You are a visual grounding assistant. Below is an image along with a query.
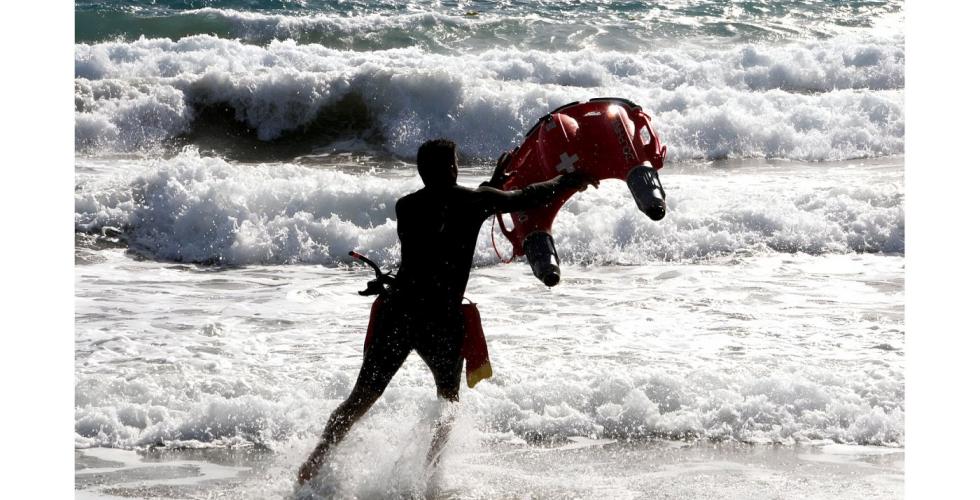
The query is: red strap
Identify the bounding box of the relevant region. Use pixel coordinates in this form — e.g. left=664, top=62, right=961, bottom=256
left=491, top=215, right=514, bottom=264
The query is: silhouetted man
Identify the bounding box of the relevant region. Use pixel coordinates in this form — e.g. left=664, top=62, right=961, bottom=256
left=298, top=139, right=591, bottom=483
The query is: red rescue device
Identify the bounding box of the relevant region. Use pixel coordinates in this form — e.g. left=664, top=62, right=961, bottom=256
left=495, top=97, right=668, bottom=286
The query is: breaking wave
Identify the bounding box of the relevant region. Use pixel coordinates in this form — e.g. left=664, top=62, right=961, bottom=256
left=75, top=34, right=904, bottom=161
left=74, top=151, right=904, bottom=266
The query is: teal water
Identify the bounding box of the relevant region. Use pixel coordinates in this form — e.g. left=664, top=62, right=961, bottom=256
left=76, top=0, right=904, bottom=49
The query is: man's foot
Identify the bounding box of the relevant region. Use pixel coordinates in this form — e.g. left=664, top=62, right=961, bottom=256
left=297, top=447, right=327, bottom=484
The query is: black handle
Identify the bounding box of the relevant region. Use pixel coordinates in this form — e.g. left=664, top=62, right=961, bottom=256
left=349, top=251, right=383, bottom=278
left=349, top=250, right=395, bottom=296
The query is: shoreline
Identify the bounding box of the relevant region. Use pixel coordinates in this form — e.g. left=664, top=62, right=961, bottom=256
left=76, top=439, right=904, bottom=499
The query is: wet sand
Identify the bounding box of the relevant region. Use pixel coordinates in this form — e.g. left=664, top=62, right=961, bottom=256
left=76, top=439, right=903, bottom=499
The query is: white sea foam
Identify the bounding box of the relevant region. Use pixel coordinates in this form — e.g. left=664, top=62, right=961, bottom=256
left=74, top=34, right=904, bottom=160
left=74, top=367, right=904, bottom=449
left=75, top=151, right=406, bottom=265
left=74, top=252, right=904, bottom=450
left=75, top=151, right=903, bottom=266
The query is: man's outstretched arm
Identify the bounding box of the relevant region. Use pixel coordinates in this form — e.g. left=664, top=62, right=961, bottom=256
left=474, top=175, right=583, bottom=215
left=474, top=151, right=594, bottom=215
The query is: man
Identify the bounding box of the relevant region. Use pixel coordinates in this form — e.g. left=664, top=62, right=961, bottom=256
left=298, top=138, right=593, bottom=483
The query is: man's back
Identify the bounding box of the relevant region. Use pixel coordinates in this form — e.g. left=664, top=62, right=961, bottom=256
left=393, top=185, right=491, bottom=312
left=392, top=173, right=579, bottom=310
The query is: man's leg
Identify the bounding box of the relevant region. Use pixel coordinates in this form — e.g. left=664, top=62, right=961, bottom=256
left=426, top=383, right=460, bottom=466
left=418, top=334, right=464, bottom=466
left=298, top=312, right=411, bottom=484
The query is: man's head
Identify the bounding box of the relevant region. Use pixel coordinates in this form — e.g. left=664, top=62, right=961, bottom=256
left=417, top=139, right=458, bottom=187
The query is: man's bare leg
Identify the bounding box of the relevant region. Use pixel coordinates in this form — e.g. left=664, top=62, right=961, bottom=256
left=425, top=386, right=460, bottom=467
left=298, top=301, right=412, bottom=485
left=297, top=387, right=382, bottom=483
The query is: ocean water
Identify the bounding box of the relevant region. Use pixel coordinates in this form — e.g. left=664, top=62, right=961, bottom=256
left=74, top=1, right=905, bottom=498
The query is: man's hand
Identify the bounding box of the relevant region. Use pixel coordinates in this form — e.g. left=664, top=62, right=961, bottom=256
left=558, top=171, right=600, bottom=192
left=487, top=151, right=514, bottom=189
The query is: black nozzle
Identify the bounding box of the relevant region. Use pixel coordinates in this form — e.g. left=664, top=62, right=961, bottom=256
left=349, top=250, right=383, bottom=277
left=349, top=250, right=395, bottom=296
left=523, top=232, right=561, bottom=287
left=626, top=165, right=667, bottom=221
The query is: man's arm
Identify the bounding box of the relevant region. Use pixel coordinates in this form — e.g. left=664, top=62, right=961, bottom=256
left=474, top=172, right=589, bottom=216
left=474, top=150, right=596, bottom=215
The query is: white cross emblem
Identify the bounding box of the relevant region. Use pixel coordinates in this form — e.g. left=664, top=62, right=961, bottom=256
left=555, top=152, right=579, bottom=173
